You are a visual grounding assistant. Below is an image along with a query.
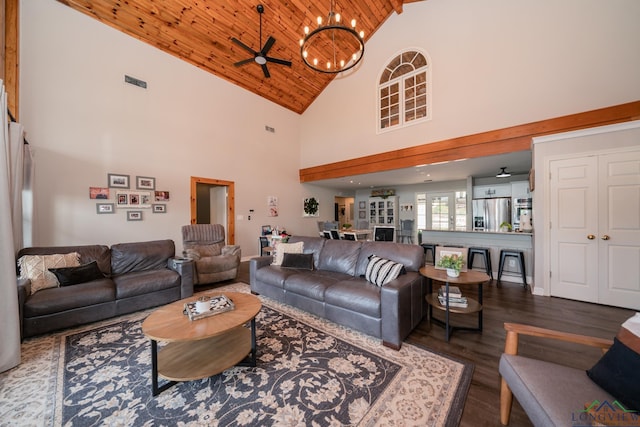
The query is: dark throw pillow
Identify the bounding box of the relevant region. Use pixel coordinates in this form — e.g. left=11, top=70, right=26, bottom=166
left=49, top=261, right=104, bottom=286
left=586, top=313, right=640, bottom=411
left=364, top=254, right=405, bottom=287
left=281, top=253, right=314, bottom=270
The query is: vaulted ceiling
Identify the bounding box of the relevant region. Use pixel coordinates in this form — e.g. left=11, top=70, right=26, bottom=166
left=57, top=0, right=419, bottom=114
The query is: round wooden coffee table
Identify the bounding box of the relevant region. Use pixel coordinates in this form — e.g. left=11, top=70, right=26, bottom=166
left=420, top=266, right=490, bottom=342
left=142, top=291, right=261, bottom=395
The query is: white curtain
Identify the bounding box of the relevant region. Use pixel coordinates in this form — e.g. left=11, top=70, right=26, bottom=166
left=0, top=80, right=30, bottom=373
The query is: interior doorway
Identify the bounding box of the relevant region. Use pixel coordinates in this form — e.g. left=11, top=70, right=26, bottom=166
left=190, top=177, right=235, bottom=244
left=334, top=196, right=355, bottom=227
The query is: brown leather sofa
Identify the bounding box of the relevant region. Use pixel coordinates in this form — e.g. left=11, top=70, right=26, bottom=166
left=250, top=236, right=425, bottom=349
left=16, top=239, right=194, bottom=338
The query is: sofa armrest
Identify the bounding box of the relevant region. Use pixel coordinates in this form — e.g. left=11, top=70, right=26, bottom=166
left=503, top=322, right=613, bottom=355
left=17, top=277, right=30, bottom=340
left=167, top=258, right=195, bottom=299
left=380, top=272, right=424, bottom=349
left=249, top=256, right=274, bottom=291
left=222, top=245, right=241, bottom=258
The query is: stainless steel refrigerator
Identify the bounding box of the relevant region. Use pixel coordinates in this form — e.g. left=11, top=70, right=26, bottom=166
left=472, top=198, right=511, bottom=232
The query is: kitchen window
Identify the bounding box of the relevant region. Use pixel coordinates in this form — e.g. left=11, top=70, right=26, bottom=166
left=416, top=191, right=467, bottom=231
left=378, top=50, right=431, bottom=132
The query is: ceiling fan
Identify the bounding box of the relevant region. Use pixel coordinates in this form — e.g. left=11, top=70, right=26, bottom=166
left=232, top=4, right=292, bottom=78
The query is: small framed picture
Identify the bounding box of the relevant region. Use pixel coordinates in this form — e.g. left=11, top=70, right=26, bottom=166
left=90, top=187, right=110, bottom=199
left=359, top=201, right=366, bottom=209
left=127, top=211, right=143, bottom=221
left=96, top=203, right=115, bottom=214
left=136, top=176, right=156, bottom=190
left=152, top=204, right=167, bottom=213
left=108, top=173, right=130, bottom=189
left=155, top=191, right=170, bottom=202
left=359, top=210, right=366, bottom=219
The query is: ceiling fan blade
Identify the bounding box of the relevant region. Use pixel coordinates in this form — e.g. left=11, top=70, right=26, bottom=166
left=231, top=37, right=257, bottom=55
left=261, top=63, right=271, bottom=78
left=260, top=36, right=275, bottom=56
left=234, top=57, right=255, bottom=67
left=265, top=56, right=292, bottom=67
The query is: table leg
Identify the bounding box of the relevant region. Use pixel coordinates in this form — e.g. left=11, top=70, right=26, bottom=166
left=238, top=318, right=258, bottom=367
left=478, top=283, right=484, bottom=331
left=444, top=281, right=451, bottom=342
left=427, top=277, right=433, bottom=323
left=150, top=339, right=177, bottom=396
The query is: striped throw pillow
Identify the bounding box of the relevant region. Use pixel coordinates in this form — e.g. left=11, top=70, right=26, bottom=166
left=364, top=255, right=405, bottom=287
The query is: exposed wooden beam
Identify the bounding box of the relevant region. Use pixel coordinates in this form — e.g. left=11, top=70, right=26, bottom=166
left=4, top=0, right=19, bottom=120
left=299, top=100, right=640, bottom=183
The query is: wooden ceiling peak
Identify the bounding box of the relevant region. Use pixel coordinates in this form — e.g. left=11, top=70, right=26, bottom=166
left=57, top=0, right=416, bottom=114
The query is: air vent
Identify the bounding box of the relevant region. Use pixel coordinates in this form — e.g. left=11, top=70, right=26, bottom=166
left=124, top=75, right=147, bottom=89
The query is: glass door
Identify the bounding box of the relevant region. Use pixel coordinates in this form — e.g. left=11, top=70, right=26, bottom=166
left=417, top=191, right=467, bottom=231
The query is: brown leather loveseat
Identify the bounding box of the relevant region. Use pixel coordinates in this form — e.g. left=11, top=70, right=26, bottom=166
left=16, top=239, right=194, bottom=338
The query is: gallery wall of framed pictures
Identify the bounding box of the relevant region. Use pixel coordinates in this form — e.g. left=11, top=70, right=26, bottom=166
left=91, top=173, right=169, bottom=221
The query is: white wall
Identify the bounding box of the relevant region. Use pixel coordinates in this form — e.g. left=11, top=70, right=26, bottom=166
left=300, top=0, right=640, bottom=168
left=18, top=0, right=334, bottom=255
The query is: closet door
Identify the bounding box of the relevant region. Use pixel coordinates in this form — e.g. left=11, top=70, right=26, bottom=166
left=597, top=150, right=640, bottom=309
left=549, top=156, right=599, bottom=303
left=549, top=150, right=640, bottom=310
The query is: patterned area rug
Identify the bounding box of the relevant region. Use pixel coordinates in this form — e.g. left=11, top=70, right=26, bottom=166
left=0, top=283, right=473, bottom=426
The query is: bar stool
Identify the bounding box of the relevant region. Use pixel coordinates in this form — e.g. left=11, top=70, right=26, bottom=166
left=468, top=247, right=492, bottom=278
left=497, top=249, right=527, bottom=288
left=421, top=243, right=438, bottom=265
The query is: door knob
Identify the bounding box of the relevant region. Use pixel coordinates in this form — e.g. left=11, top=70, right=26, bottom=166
left=601, top=235, right=610, bottom=240
left=587, top=234, right=595, bottom=240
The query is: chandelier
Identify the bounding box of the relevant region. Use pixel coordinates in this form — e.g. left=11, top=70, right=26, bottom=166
left=299, top=1, right=365, bottom=74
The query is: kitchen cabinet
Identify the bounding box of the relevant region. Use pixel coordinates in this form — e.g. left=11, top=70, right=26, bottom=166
left=369, top=196, right=398, bottom=227
left=511, top=181, right=530, bottom=199
left=472, top=184, right=511, bottom=199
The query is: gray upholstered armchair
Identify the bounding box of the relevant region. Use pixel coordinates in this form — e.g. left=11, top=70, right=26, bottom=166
left=181, top=224, right=241, bottom=285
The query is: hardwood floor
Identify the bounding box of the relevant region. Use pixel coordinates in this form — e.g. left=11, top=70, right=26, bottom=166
left=231, top=261, right=634, bottom=427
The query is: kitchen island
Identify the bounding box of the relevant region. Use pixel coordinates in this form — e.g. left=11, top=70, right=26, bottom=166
left=419, top=230, right=533, bottom=287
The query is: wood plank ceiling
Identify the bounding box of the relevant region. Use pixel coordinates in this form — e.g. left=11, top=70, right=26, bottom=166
left=57, top=0, right=417, bottom=114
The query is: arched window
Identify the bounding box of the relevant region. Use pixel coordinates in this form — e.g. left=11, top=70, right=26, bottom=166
left=378, top=50, right=431, bottom=132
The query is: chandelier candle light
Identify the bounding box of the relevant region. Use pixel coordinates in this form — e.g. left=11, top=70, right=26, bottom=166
left=300, top=0, right=365, bottom=73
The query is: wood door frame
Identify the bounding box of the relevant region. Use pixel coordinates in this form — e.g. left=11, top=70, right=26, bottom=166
left=190, top=177, right=235, bottom=244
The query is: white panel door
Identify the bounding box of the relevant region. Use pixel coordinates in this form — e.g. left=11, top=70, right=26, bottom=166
left=549, top=156, right=599, bottom=303
left=598, top=151, right=640, bottom=309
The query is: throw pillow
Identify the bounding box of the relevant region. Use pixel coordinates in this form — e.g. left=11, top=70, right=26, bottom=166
left=586, top=313, right=640, bottom=411
left=18, top=252, right=81, bottom=294
left=49, top=261, right=104, bottom=287
left=281, top=253, right=314, bottom=270
left=272, top=241, right=304, bottom=266
left=364, top=254, right=405, bottom=287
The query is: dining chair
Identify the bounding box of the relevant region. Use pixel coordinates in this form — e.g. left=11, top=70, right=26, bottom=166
left=398, top=219, right=414, bottom=244
left=259, top=236, right=273, bottom=256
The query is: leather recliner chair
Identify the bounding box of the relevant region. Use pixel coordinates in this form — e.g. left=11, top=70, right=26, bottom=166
left=181, top=224, right=241, bottom=285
